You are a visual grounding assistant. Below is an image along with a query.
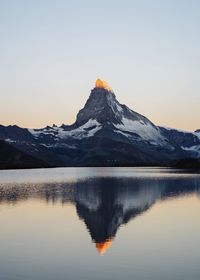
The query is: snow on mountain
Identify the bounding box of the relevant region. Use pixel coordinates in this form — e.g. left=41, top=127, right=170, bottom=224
left=159, top=125, right=200, bottom=149
left=114, top=118, right=167, bottom=145
left=29, top=119, right=102, bottom=140
left=29, top=127, right=58, bottom=138
left=59, top=119, right=101, bottom=139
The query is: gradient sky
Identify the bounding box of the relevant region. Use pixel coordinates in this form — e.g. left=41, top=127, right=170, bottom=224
left=0, top=0, right=199, bottom=131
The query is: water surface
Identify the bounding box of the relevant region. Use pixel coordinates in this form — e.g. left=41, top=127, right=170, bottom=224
left=0, top=167, right=200, bottom=280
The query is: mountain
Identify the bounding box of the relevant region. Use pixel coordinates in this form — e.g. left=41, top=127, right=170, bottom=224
left=0, top=140, right=49, bottom=169
left=0, top=79, right=199, bottom=168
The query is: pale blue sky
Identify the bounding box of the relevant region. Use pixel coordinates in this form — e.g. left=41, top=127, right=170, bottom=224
left=0, top=0, right=199, bottom=130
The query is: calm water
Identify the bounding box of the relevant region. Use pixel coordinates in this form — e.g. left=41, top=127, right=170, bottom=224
left=0, top=167, right=200, bottom=280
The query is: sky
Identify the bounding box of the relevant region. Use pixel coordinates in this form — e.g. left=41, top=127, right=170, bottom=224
left=0, top=0, right=199, bottom=131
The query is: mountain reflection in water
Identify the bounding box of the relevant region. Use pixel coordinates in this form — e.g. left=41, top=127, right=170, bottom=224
left=0, top=175, right=200, bottom=254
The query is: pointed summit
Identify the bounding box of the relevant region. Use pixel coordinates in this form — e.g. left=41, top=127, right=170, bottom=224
left=75, top=80, right=121, bottom=126
left=95, top=78, right=113, bottom=92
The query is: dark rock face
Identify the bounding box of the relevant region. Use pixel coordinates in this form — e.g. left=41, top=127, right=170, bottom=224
left=0, top=140, right=49, bottom=169
left=0, top=82, right=199, bottom=168
left=0, top=125, right=34, bottom=142
left=76, top=88, right=122, bottom=125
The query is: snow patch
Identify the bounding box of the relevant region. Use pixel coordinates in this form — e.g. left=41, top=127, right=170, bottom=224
left=114, top=117, right=166, bottom=144
left=29, top=119, right=102, bottom=140
left=58, top=119, right=101, bottom=139
left=5, top=138, right=16, bottom=143
left=29, top=127, right=58, bottom=138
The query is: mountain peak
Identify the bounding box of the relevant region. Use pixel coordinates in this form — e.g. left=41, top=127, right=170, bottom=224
left=95, top=78, right=113, bottom=92
left=75, top=82, right=121, bottom=126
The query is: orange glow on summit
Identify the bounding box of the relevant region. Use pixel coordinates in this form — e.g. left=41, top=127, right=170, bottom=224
left=95, top=239, right=113, bottom=255
left=95, top=79, right=113, bottom=91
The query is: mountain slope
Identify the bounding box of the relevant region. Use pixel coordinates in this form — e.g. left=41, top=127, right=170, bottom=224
left=0, top=140, right=49, bottom=169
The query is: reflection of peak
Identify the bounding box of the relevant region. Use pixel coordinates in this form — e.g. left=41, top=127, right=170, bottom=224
left=96, top=239, right=113, bottom=255
left=0, top=175, right=199, bottom=256
left=75, top=179, right=166, bottom=250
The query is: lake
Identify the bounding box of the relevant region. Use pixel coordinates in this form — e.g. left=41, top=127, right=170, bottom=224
left=0, top=167, right=200, bottom=280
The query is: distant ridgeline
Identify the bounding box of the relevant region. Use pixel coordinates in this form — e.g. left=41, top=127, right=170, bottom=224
left=0, top=79, right=200, bottom=169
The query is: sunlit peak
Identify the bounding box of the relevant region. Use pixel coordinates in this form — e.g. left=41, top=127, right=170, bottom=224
left=95, top=239, right=113, bottom=255
left=95, top=79, right=113, bottom=92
